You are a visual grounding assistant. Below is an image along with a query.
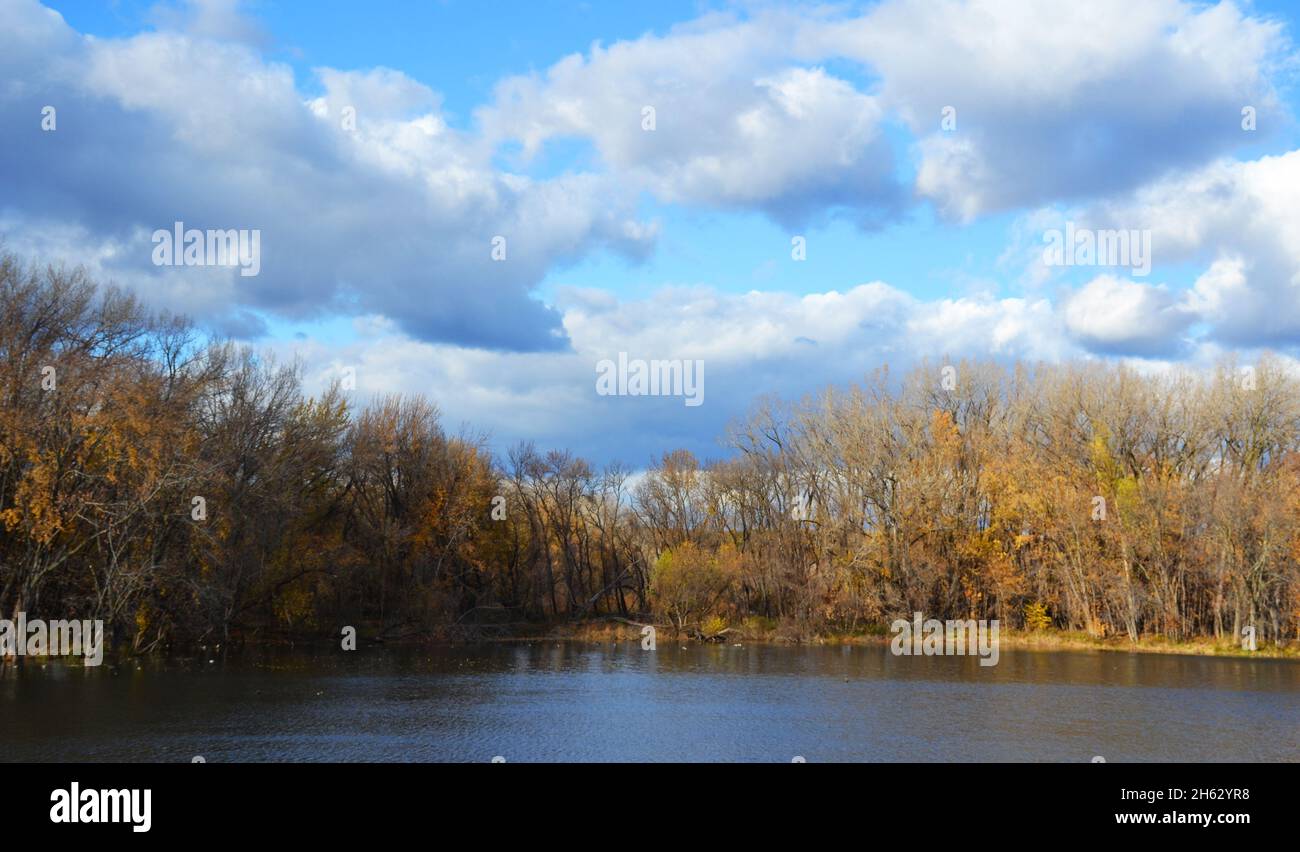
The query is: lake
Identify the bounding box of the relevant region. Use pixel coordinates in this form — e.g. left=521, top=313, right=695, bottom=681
left=2, top=642, right=1298, bottom=762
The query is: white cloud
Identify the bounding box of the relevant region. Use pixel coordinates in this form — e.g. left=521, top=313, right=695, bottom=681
left=0, top=0, right=655, bottom=351
left=1088, top=150, right=1300, bottom=347
left=835, top=0, right=1289, bottom=219
left=478, top=20, right=900, bottom=226
left=478, top=0, right=1289, bottom=224
left=1063, top=275, right=1195, bottom=356
left=286, top=281, right=1077, bottom=463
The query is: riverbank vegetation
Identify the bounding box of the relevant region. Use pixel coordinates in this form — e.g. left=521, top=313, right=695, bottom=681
left=2, top=253, right=1299, bottom=656
left=535, top=620, right=1300, bottom=659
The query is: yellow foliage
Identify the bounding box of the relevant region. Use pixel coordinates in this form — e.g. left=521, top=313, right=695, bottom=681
left=1024, top=601, right=1052, bottom=632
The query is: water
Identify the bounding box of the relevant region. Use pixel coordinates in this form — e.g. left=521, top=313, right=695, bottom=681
left=2, top=643, right=1297, bottom=762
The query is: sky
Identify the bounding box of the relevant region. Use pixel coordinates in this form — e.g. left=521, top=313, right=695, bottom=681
left=3, top=0, right=1300, bottom=465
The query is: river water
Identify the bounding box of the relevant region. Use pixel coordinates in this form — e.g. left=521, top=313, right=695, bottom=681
left=2, top=642, right=1297, bottom=762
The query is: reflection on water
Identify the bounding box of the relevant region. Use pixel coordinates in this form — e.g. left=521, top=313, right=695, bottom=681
left=2, top=642, right=1297, bottom=762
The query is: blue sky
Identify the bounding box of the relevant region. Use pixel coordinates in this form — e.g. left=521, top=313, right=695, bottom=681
left=7, top=0, right=1300, bottom=464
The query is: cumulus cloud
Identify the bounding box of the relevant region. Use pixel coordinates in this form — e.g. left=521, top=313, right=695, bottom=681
left=1062, top=275, right=1195, bottom=356
left=479, top=0, right=1289, bottom=224
left=996, top=144, right=1300, bottom=356
left=833, top=0, right=1289, bottom=220
left=0, top=0, right=655, bottom=350
left=284, top=282, right=1075, bottom=464
left=1083, top=150, right=1300, bottom=347
left=479, top=23, right=902, bottom=226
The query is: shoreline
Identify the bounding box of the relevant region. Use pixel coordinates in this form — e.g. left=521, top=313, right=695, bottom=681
left=517, top=620, right=1300, bottom=660
left=4, top=621, right=1297, bottom=667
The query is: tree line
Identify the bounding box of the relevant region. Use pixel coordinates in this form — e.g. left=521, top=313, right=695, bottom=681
left=2, top=253, right=1298, bottom=651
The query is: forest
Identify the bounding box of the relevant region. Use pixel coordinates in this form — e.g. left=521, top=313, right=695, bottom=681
left=2, top=251, right=1298, bottom=653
